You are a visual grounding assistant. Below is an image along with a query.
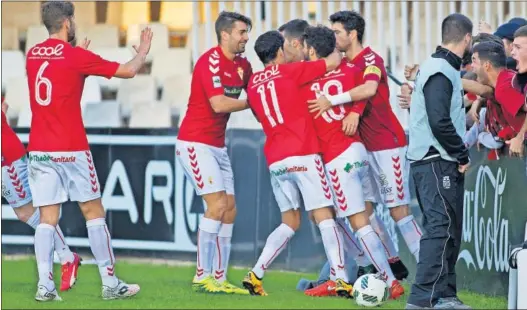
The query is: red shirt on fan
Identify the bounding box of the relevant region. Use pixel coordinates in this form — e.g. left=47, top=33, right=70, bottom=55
left=1, top=112, right=26, bottom=167
left=247, top=60, right=327, bottom=166
left=26, top=39, right=119, bottom=152
left=347, top=47, right=407, bottom=151
left=301, top=61, right=367, bottom=163
left=178, top=46, right=253, bottom=147
left=494, top=70, right=527, bottom=133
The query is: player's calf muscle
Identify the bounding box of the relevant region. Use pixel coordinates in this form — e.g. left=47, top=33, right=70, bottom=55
left=203, top=191, right=228, bottom=221
left=310, top=207, right=334, bottom=225
left=13, top=203, right=36, bottom=223
left=282, top=210, right=301, bottom=231
left=348, top=212, right=370, bottom=231
left=39, top=204, right=61, bottom=226
left=389, top=205, right=410, bottom=221
left=365, top=201, right=375, bottom=216
left=79, top=198, right=106, bottom=221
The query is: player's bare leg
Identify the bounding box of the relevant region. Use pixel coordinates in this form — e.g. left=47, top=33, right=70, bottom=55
left=34, top=204, right=62, bottom=302
left=347, top=211, right=404, bottom=299
left=193, top=191, right=230, bottom=294
left=79, top=198, right=140, bottom=300
left=243, top=209, right=300, bottom=296
left=211, top=194, right=248, bottom=294
left=390, top=204, right=422, bottom=262
left=14, top=203, right=80, bottom=292
left=366, top=201, right=409, bottom=280
left=310, top=207, right=352, bottom=299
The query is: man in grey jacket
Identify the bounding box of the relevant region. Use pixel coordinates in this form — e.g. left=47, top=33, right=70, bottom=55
left=406, top=13, right=473, bottom=309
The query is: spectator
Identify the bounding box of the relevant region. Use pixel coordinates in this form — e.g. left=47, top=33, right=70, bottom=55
left=493, top=22, right=521, bottom=69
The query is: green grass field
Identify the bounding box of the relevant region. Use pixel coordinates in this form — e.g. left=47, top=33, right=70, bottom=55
left=2, top=257, right=507, bottom=309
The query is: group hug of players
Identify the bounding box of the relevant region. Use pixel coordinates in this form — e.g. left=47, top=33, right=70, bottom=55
left=176, top=10, right=425, bottom=300
left=13, top=2, right=522, bottom=303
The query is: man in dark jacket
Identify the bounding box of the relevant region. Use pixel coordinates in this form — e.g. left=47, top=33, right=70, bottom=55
left=406, top=13, right=473, bottom=309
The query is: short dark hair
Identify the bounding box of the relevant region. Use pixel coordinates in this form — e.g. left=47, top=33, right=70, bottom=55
left=303, top=25, right=336, bottom=58
left=278, top=19, right=309, bottom=43
left=441, top=13, right=473, bottom=44
left=254, top=31, right=284, bottom=65
left=41, top=1, right=75, bottom=34
left=514, top=25, right=527, bottom=39
left=473, top=33, right=503, bottom=47
left=329, top=10, right=365, bottom=44
left=215, top=11, right=252, bottom=43
left=472, top=41, right=507, bottom=69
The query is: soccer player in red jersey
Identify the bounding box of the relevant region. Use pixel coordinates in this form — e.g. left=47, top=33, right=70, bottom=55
left=472, top=42, right=527, bottom=157
left=309, top=11, right=423, bottom=280
left=299, top=25, right=404, bottom=299
left=241, top=30, right=353, bottom=297
left=25, top=1, right=152, bottom=301
left=1, top=101, right=81, bottom=292
left=510, top=25, right=527, bottom=158
left=176, top=11, right=252, bottom=294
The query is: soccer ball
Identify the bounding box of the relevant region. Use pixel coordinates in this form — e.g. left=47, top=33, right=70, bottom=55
left=353, top=273, right=389, bottom=307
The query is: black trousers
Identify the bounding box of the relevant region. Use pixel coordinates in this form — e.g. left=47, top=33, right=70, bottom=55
left=407, top=159, right=464, bottom=308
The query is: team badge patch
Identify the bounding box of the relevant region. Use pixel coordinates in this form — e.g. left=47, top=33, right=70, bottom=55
left=212, top=76, right=222, bottom=88
left=237, top=66, right=244, bottom=80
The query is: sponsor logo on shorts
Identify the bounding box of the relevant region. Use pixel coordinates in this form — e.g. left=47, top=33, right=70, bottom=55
left=29, top=154, right=76, bottom=163
left=2, top=183, right=11, bottom=197
left=379, top=174, right=393, bottom=195
left=270, top=165, right=308, bottom=177
left=343, top=160, right=369, bottom=173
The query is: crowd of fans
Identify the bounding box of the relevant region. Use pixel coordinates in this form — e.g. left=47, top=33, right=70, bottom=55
left=397, top=17, right=527, bottom=174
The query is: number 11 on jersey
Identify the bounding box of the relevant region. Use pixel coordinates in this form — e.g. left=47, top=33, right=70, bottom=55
left=257, top=80, right=283, bottom=127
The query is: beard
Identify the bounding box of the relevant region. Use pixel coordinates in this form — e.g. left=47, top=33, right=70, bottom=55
left=67, top=29, right=75, bottom=44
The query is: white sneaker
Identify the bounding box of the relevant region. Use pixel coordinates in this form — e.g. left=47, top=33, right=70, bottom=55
left=102, top=279, right=140, bottom=300
left=35, top=285, right=62, bottom=302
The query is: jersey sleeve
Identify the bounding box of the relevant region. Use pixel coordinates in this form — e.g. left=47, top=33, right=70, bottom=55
left=495, top=75, right=526, bottom=116
left=72, top=47, right=120, bottom=79
left=362, top=55, right=383, bottom=83
left=289, top=60, right=327, bottom=86
left=196, top=57, right=225, bottom=99
left=346, top=66, right=366, bottom=115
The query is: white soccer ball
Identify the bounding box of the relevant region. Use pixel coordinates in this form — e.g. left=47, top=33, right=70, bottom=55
left=353, top=273, right=389, bottom=307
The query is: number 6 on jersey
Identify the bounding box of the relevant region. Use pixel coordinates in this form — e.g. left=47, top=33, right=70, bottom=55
left=35, top=61, right=52, bottom=106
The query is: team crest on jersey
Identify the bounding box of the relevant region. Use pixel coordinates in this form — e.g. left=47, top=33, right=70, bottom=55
left=237, top=67, right=244, bottom=80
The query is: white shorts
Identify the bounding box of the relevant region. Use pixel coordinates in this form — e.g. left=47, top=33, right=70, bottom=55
left=176, top=140, right=234, bottom=196
left=363, top=146, right=411, bottom=208
left=269, top=154, right=333, bottom=213
left=325, top=143, right=369, bottom=218
left=28, top=151, right=101, bottom=207
left=2, top=156, right=33, bottom=208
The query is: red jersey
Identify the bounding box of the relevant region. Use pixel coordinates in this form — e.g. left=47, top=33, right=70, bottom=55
left=178, top=46, right=253, bottom=147
left=26, top=39, right=119, bottom=152
left=247, top=60, right=327, bottom=165
left=347, top=47, right=407, bottom=151
left=494, top=70, right=527, bottom=133
left=301, top=61, right=366, bottom=163
left=1, top=112, right=26, bottom=167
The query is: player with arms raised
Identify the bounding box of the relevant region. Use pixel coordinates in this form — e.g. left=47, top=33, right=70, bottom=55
left=176, top=11, right=252, bottom=295
left=26, top=1, right=152, bottom=301
left=241, top=31, right=354, bottom=298
left=299, top=25, right=404, bottom=299
left=309, top=11, right=423, bottom=279
left=1, top=101, right=80, bottom=293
